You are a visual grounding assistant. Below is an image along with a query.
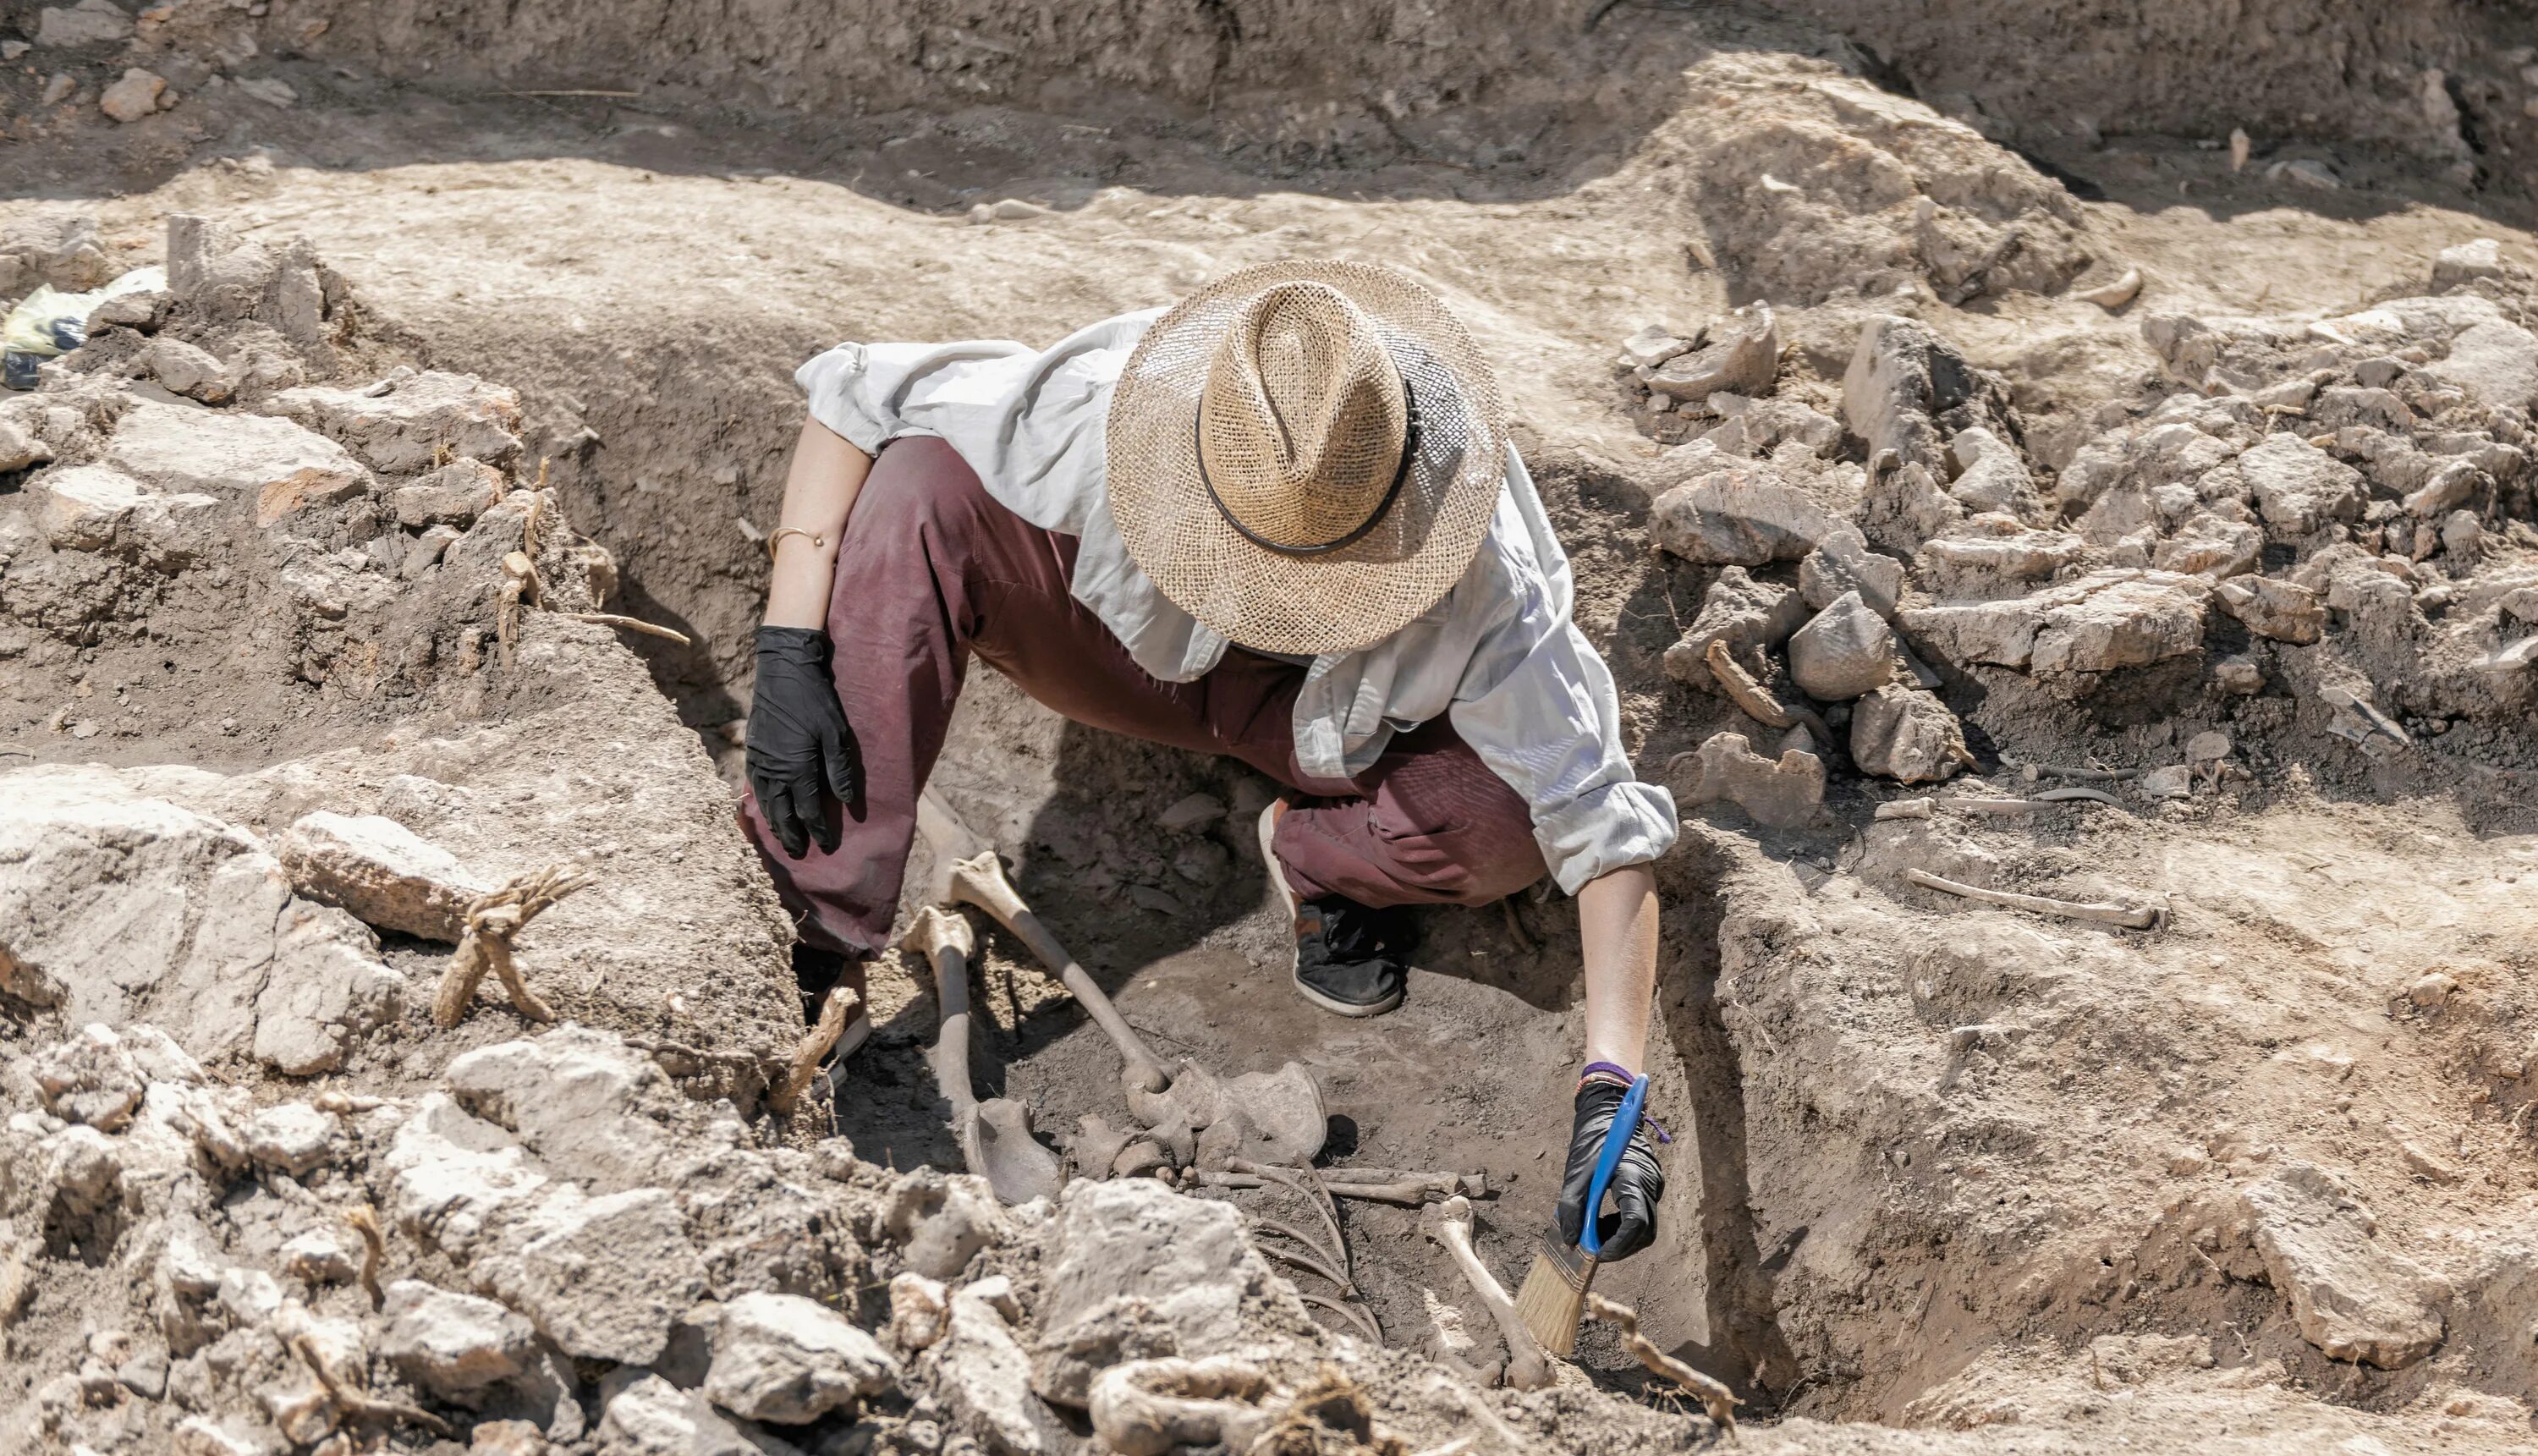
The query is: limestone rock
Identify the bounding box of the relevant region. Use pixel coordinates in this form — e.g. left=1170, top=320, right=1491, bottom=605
left=29, top=1023, right=146, bottom=1129
left=384, top=1095, right=552, bottom=1259
left=280, top=1231, right=358, bottom=1285
left=265, top=371, right=525, bottom=473
left=1674, top=731, right=1825, bottom=829
left=1788, top=591, right=1895, bottom=701
left=598, top=1374, right=797, bottom=1456
left=2401, top=458, right=2486, bottom=519
left=2237, top=435, right=2365, bottom=541
left=2215, top=575, right=2326, bottom=644
left=393, top=459, right=508, bottom=530
left=1904, top=569, right=2211, bottom=675
left=1648, top=465, right=1838, bottom=566
left=98, top=68, right=166, bottom=121
left=2153, top=514, right=2263, bottom=580
left=446, top=1027, right=683, bottom=1192
left=275, top=811, right=491, bottom=942
left=105, top=401, right=371, bottom=527
left=381, top=1280, right=541, bottom=1396
left=1619, top=324, right=1688, bottom=371
left=488, top=1186, right=708, bottom=1365
left=243, top=1102, right=335, bottom=1175
left=1799, top=525, right=1904, bottom=618
left=932, top=1281, right=1060, bottom=1455
left=1700, top=394, right=1840, bottom=459
left=36, top=0, right=135, bottom=47
left=1844, top=315, right=1974, bottom=479
left=1849, top=684, right=1969, bottom=784
left=1919, top=523, right=2086, bottom=596
left=1662, top=565, right=1805, bottom=688
left=2432, top=239, right=2503, bottom=287
left=146, top=338, right=232, bottom=404
left=1643, top=303, right=1776, bottom=401
left=700, top=1291, right=897, bottom=1426
left=1943, top=425, right=2033, bottom=514
left=2425, top=320, right=2538, bottom=412
left=2241, top=1162, right=2445, bottom=1369
left=1040, top=1179, right=1268, bottom=1369
left=883, top=1169, right=1006, bottom=1281
left=889, top=1272, right=949, bottom=1352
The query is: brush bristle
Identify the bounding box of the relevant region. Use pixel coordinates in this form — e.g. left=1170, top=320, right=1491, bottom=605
left=1513, top=1238, right=1593, bottom=1359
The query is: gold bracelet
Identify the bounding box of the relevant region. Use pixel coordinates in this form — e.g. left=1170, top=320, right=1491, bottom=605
left=766, top=525, right=828, bottom=562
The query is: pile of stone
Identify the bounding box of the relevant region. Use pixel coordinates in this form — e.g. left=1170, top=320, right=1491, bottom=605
left=1654, top=246, right=2536, bottom=827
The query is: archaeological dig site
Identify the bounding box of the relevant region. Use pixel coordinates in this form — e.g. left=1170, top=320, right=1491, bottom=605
left=8, top=3, right=2538, bottom=1454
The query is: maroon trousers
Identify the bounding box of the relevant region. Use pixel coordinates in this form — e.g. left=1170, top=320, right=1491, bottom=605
left=739, top=437, right=1545, bottom=964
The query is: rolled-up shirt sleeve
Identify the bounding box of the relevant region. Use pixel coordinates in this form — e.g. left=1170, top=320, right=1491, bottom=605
left=1448, top=574, right=1679, bottom=895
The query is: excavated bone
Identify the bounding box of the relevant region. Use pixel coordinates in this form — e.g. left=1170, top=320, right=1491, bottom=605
left=1088, top=1356, right=1277, bottom=1456
left=1426, top=1196, right=1553, bottom=1390
left=1904, top=868, right=2165, bottom=930
left=1070, top=1115, right=1135, bottom=1180
left=904, top=906, right=1064, bottom=1206
left=948, top=850, right=1170, bottom=1095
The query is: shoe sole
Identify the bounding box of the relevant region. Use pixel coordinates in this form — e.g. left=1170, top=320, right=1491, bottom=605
left=1291, top=969, right=1404, bottom=1018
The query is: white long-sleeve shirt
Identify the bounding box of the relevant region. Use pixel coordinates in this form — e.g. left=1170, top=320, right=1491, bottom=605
left=797, top=309, right=1677, bottom=893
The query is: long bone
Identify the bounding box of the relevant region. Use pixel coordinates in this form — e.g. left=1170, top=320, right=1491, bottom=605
left=946, top=849, right=1171, bottom=1095
left=903, top=905, right=1067, bottom=1205
left=1425, top=1196, right=1553, bottom=1391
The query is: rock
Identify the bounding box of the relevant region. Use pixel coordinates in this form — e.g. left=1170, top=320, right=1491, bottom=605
left=2214, top=655, right=2266, bottom=695
left=385, top=1095, right=553, bottom=1258
left=392, top=459, right=508, bottom=530
left=31, top=464, right=149, bottom=551
left=252, top=909, right=409, bottom=1075
left=145, top=338, right=232, bottom=404
left=598, top=1374, right=798, bottom=1456
left=381, top=1280, right=541, bottom=1396
left=171, top=1417, right=276, bottom=1456
left=2153, top=514, right=2263, bottom=580
left=2140, top=765, right=2194, bottom=799
left=2268, top=158, right=2340, bottom=190
left=1155, top=794, right=1225, bottom=833
left=489, top=1187, right=709, bottom=1365
left=2215, top=574, right=2326, bottom=644
left=1799, top=525, right=1904, bottom=618
left=2240, top=1162, right=2445, bottom=1369
left=1040, top=1172, right=1271, bottom=1377
left=242, top=1102, right=335, bottom=1175
left=883, top=1169, right=1007, bottom=1281
left=1703, top=395, right=1843, bottom=459
left=265, top=371, right=525, bottom=472
left=2442, top=509, right=2482, bottom=566
left=98, top=68, right=165, bottom=122
left=446, top=1026, right=678, bottom=1191
left=2402, top=458, right=2486, bottom=519
left=1904, top=569, right=2211, bottom=675
left=2407, top=971, right=2458, bottom=1008
left=933, top=1282, right=1060, bottom=1455
left=280, top=1231, right=358, bottom=1285
left=1662, top=565, right=1805, bottom=687
left=1788, top=591, right=1896, bottom=701
left=235, top=76, right=296, bottom=108
left=1843, top=314, right=1975, bottom=478
left=2433, top=239, right=2504, bottom=287
left=2238, top=435, right=2366, bottom=541
left=704, top=1292, right=898, bottom=1426
left=1643, top=303, right=1776, bottom=400
left=36, top=0, right=133, bottom=47
left=1648, top=466, right=1838, bottom=566
left=275, top=810, right=491, bottom=942
left=402, top=524, right=464, bottom=579
left=0, top=415, right=53, bottom=473
left=2184, top=730, right=2233, bottom=762
left=1674, top=731, right=1824, bottom=829
left=30, top=1023, right=146, bottom=1130
left=890, top=1272, right=949, bottom=1351
left=2425, top=321, right=2538, bottom=412
left=1942, top=426, right=2033, bottom=513
left=1919, top=523, right=2085, bottom=593
left=105, top=402, right=372, bottom=527
left=1619, top=324, right=1688, bottom=371
left=1849, top=684, right=1969, bottom=783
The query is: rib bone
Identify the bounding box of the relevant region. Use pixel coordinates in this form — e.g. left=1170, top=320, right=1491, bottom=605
left=1903, top=868, right=2165, bottom=930
left=1426, top=1196, right=1553, bottom=1391
left=948, top=850, right=1170, bottom=1094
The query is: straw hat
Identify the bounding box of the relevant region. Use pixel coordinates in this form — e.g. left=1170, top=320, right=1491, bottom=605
left=1107, top=260, right=1508, bottom=655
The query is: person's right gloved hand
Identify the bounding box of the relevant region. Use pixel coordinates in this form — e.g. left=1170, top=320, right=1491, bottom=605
left=746, top=626, right=861, bottom=859
left=1554, top=1074, right=1665, bottom=1262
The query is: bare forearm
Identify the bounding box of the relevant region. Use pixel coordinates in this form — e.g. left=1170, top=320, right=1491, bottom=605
left=763, top=420, right=873, bottom=629
left=1576, top=864, right=1658, bottom=1073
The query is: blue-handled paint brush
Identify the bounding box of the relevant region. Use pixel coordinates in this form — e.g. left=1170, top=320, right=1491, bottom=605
left=1513, top=1072, right=1649, bottom=1359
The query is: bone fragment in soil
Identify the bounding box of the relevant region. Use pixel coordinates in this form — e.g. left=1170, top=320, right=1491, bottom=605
left=933, top=829, right=1172, bottom=1093
left=558, top=609, right=692, bottom=646
left=1196, top=1169, right=1483, bottom=1205
left=775, top=980, right=865, bottom=1113
left=1425, top=1195, right=1554, bottom=1391
left=1904, top=867, right=2166, bottom=930
left=431, top=864, right=593, bottom=1027
left=903, top=904, right=1066, bottom=1205
left=1089, top=1356, right=1278, bottom=1456
left=1584, top=1293, right=1738, bottom=1428
left=1918, top=788, right=2125, bottom=815
left=1704, top=638, right=1833, bottom=747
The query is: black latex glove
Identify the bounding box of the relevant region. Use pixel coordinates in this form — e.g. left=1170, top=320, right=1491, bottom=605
left=746, top=626, right=860, bottom=859
left=1554, top=1078, right=1665, bottom=1262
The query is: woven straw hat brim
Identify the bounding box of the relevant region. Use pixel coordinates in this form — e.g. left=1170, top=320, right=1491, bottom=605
left=1107, top=260, right=1508, bottom=656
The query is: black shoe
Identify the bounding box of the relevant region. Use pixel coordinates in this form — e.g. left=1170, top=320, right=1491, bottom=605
left=1292, top=896, right=1413, bottom=1018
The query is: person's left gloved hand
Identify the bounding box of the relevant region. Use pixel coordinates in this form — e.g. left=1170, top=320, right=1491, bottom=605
left=1554, top=1073, right=1665, bottom=1261
left=746, top=626, right=861, bottom=859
